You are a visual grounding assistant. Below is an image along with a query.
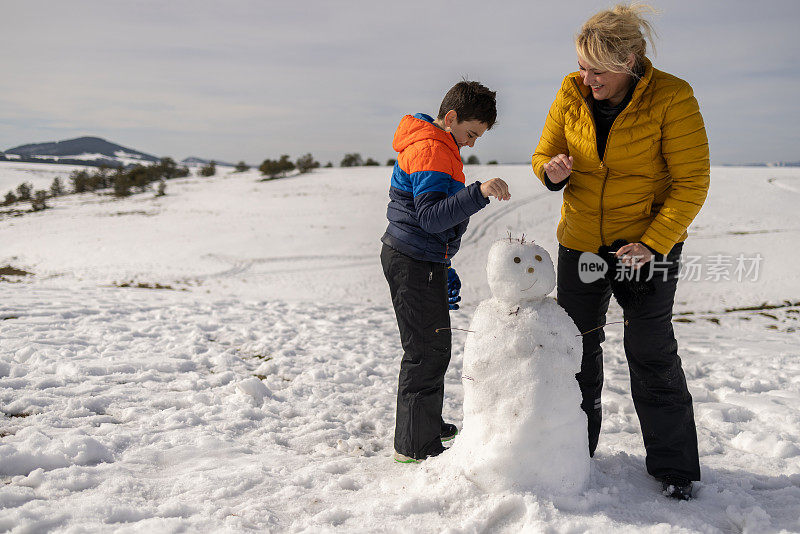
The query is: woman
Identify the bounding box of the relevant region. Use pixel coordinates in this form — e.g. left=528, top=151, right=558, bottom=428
left=531, top=4, right=709, bottom=500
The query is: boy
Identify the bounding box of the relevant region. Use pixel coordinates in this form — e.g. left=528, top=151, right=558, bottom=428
left=380, top=80, right=511, bottom=462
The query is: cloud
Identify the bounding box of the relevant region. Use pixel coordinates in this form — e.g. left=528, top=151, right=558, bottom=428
left=1, top=0, right=797, bottom=164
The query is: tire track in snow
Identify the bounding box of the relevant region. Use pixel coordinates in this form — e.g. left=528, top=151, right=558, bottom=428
left=767, top=176, right=800, bottom=194
left=201, top=253, right=375, bottom=278
left=462, top=192, right=551, bottom=245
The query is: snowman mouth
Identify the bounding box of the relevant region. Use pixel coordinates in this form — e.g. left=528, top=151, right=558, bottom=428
left=520, top=280, right=537, bottom=292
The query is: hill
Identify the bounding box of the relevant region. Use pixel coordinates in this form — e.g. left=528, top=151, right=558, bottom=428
left=181, top=156, right=235, bottom=167
left=3, top=136, right=159, bottom=167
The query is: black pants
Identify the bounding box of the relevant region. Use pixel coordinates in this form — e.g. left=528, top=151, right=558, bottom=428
left=381, top=243, right=450, bottom=459
left=557, top=243, right=701, bottom=481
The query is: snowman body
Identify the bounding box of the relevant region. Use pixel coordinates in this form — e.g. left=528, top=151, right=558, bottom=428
left=453, top=239, right=590, bottom=493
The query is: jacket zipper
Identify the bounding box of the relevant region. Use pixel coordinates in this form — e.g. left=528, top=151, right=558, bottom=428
left=597, top=165, right=611, bottom=245
left=572, top=78, right=634, bottom=246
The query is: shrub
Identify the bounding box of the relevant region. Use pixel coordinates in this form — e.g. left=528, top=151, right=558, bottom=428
left=296, top=153, right=320, bottom=174
left=364, top=158, right=379, bottom=166
left=235, top=161, right=250, bottom=173
left=50, top=177, right=64, bottom=197
left=154, top=158, right=177, bottom=179
left=466, top=155, right=480, bottom=165
left=113, top=172, right=132, bottom=197
left=110, top=167, right=126, bottom=189
left=175, top=166, right=190, bottom=178
left=259, top=159, right=277, bottom=178
left=386, top=159, right=396, bottom=166
left=70, top=170, right=90, bottom=193
left=340, top=153, right=363, bottom=167
left=199, top=161, right=216, bottom=177
left=125, top=165, right=152, bottom=192
left=259, top=155, right=295, bottom=179
left=3, top=191, right=16, bottom=206
left=31, top=190, right=48, bottom=211
left=88, top=167, right=111, bottom=190
left=487, top=160, right=498, bottom=165
left=16, top=182, right=32, bottom=201
left=324, top=162, right=333, bottom=168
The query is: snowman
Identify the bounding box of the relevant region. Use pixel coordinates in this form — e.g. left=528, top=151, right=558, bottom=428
left=446, top=237, right=590, bottom=494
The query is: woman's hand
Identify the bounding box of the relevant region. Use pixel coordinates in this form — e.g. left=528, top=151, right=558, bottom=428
left=615, top=242, right=654, bottom=270
left=480, top=178, right=511, bottom=201
left=544, top=154, right=573, bottom=183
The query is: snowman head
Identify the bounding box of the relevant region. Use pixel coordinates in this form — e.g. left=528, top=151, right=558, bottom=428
left=487, top=238, right=556, bottom=303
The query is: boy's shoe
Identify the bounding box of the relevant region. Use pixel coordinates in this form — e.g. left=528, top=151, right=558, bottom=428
left=660, top=476, right=693, bottom=500
left=393, top=451, right=423, bottom=463
left=441, top=422, right=459, bottom=442
left=393, top=445, right=445, bottom=464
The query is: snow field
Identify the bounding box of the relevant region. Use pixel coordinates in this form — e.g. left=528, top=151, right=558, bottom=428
left=0, top=163, right=799, bottom=531
left=1, top=286, right=403, bottom=531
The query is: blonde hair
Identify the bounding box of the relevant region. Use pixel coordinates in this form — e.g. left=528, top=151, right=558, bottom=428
left=576, top=3, right=658, bottom=76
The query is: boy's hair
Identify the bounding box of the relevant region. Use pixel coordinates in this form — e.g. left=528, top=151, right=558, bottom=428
left=437, top=81, right=497, bottom=129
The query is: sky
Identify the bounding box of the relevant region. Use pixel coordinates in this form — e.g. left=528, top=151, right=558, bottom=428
left=1, top=0, right=798, bottom=166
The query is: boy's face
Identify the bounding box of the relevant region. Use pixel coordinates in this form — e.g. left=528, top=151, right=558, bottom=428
left=443, top=110, right=488, bottom=149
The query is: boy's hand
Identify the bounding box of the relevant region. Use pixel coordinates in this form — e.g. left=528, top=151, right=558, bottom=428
left=480, top=178, right=511, bottom=201
left=543, top=154, right=573, bottom=183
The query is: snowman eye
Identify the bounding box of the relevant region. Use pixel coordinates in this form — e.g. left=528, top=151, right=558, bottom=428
left=513, top=257, right=521, bottom=263
left=535, top=255, right=542, bottom=262
left=528, top=267, right=534, bottom=273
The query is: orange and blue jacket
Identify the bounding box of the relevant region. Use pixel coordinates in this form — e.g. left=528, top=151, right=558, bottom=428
left=381, top=113, right=489, bottom=262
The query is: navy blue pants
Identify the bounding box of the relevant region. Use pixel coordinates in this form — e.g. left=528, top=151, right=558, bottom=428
left=557, top=242, right=701, bottom=481
left=381, top=244, right=449, bottom=459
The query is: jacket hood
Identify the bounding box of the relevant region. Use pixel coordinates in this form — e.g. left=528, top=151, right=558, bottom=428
left=392, top=113, right=460, bottom=156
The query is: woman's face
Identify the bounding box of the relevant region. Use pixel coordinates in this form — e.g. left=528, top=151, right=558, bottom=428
left=577, top=56, right=634, bottom=106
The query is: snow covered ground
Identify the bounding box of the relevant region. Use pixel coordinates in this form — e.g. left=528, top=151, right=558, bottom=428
left=1, top=163, right=799, bottom=532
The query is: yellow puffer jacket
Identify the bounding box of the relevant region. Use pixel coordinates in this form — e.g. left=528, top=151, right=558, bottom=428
left=532, top=57, right=710, bottom=255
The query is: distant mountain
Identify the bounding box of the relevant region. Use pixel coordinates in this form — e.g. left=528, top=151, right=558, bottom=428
left=719, top=161, right=800, bottom=167
left=4, top=136, right=159, bottom=167
left=765, top=161, right=800, bottom=167
left=181, top=157, right=235, bottom=167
